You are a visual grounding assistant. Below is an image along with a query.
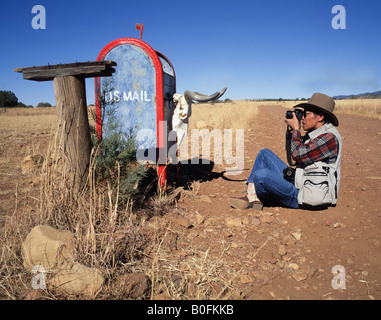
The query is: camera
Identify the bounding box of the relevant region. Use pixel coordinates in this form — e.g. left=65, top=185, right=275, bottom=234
left=285, top=109, right=304, bottom=166
left=286, top=109, right=303, bottom=121
left=283, top=166, right=296, bottom=184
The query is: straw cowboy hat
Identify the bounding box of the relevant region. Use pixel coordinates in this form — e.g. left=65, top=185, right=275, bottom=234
left=294, top=92, right=339, bottom=126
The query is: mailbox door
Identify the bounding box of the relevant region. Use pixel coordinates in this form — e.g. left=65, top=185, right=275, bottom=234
left=95, top=38, right=164, bottom=156
left=156, top=51, right=176, bottom=158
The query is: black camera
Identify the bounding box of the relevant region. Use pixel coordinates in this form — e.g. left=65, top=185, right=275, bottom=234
left=286, top=109, right=303, bottom=120
left=285, top=109, right=304, bottom=166
left=283, top=166, right=296, bottom=184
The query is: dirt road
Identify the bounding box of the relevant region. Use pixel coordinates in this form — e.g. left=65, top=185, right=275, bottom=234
left=166, top=104, right=381, bottom=299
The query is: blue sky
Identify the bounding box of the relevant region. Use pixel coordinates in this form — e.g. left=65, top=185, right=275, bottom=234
left=1, top=0, right=380, bottom=106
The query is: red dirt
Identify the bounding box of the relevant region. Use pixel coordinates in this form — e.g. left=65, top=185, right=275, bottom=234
left=167, top=104, right=381, bottom=300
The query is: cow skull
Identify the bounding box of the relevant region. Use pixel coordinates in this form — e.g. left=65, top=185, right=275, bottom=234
left=172, top=87, right=227, bottom=147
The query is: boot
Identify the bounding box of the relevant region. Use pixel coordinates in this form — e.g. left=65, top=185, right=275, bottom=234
left=229, top=183, right=263, bottom=210
left=228, top=196, right=263, bottom=210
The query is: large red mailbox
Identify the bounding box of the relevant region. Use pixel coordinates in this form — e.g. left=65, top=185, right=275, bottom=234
left=95, top=37, right=176, bottom=187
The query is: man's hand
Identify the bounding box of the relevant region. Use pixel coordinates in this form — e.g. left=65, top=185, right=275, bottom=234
left=285, top=112, right=300, bottom=131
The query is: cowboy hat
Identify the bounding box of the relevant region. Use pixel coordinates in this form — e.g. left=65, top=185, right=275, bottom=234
left=294, top=92, right=339, bottom=126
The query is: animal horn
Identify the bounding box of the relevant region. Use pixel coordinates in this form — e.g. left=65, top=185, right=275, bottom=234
left=184, top=87, right=227, bottom=102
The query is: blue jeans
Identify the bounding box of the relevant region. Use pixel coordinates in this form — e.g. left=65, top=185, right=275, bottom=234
left=247, top=148, right=299, bottom=208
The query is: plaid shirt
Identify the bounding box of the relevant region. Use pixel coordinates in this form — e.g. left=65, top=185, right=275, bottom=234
left=291, top=130, right=339, bottom=165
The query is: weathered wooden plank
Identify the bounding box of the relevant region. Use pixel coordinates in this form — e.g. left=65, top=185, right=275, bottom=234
left=14, top=60, right=116, bottom=72
left=14, top=60, right=116, bottom=81
left=21, top=66, right=116, bottom=81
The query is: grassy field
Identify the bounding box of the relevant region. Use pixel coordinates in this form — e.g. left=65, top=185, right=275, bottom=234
left=190, top=98, right=381, bottom=131
left=334, top=98, right=381, bottom=118
left=189, top=100, right=259, bottom=130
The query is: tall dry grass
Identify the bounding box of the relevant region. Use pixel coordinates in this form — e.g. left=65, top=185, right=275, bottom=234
left=190, top=99, right=381, bottom=122
left=189, top=100, right=259, bottom=130
left=334, top=98, right=381, bottom=119
left=176, top=101, right=257, bottom=165
left=0, top=113, right=238, bottom=300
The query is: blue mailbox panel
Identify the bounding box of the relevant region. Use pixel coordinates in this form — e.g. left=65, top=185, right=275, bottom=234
left=96, top=39, right=157, bottom=149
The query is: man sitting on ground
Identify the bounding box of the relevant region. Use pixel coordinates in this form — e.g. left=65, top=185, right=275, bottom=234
left=229, top=92, right=342, bottom=210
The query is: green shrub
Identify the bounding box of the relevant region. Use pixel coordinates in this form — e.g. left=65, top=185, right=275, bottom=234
left=91, top=81, right=148, bottom=207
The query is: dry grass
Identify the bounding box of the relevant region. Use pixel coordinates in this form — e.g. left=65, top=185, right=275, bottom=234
left=189, top=100, right=259, bottom=130
left=190, top=98, right=381, bottom=123
left=183, top=101, right=259, bottom=165
left=259, top=98, right=381, bottom=119
left=0, top=107, right=239, bottom=300
left=334, top=98, right=381, bottom=119
left=0, top=108, right=57, bottom=139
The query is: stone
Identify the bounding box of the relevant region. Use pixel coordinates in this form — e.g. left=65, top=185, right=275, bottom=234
left=252, top=218, right=261, bottom=226
left=49, top=262, right=104, bottom=297
left=117, top=273, right=150, bottom=299
left=22, top=225, right=75, bottom=271
left=282, top=235, right=296, bottom=246
left=241, top=217, right=250, bottom=225
left=225, top=217, right=242, bottom=227
left=195, top=212, right=205, bottom=225
left=259, top=216, right=274, bottom=224
left=288, top=263, right=300, bottom=270
left=292, top=272, right=308, bottom=282
left=276, top=260, right=285, bottom=269
left=200, top=195, right=212, bottom=203
left=278, top=245, right=287, bottom=256
left=22, top=225, right=104, bottom=297
left=334, top=222, right=345, bottom=228
left=323, top=218, right=332, bottom=226
left=170, top=214, right=193, bottom=229
left=292, top=232, right=302, bottom=241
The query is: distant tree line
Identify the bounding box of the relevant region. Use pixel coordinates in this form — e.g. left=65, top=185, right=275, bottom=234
left=0, top=90, right=53, bottom=108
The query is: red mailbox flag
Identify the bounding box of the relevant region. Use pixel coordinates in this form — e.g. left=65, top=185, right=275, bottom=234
left=136, top=23, right=144, bottom=40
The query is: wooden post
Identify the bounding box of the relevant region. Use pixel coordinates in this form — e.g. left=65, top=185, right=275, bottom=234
left=15, top=61, right=116, bottom=192
left=53, top=75, right=91, bottom=191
